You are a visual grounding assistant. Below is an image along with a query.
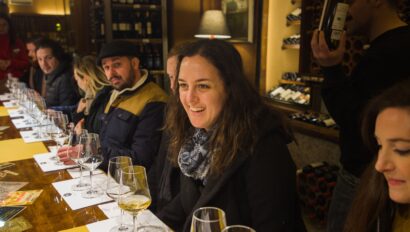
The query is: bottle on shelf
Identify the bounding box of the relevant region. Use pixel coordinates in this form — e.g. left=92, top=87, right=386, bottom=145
left=318, top=0, right=349, bottom=50
left=134, top=11, right=143, bottom=38
left=145, top=11, right=153, bottom=38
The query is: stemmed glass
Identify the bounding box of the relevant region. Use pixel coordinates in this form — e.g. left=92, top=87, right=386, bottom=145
left=49, top=112, right=69, bottom=165
left=70, top=129, right=91, bottom=191
left=190, top=207, right=227, bottom=232
left=221, top=225, right=255, bottom=232
left=106, top=156, right=133, bottom=232
left=80, top=133, right=104, bottom=198
left=119, top=166, right=152, bottom=231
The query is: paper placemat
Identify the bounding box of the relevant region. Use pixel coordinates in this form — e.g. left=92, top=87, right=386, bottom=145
left=89, top=204, right=169, bottom=232
left=67, top=168, right=104, bottom=179
left=33, top=152, right=77, bottom=172
left=11, top=117, right=39, bottom=129
left=20, top=130, right=51, bottom=143
left=7, top=108, right=25, bottom=118
left=0, top=139, right=48, bottom=163
left=3, top=100, right=19, bottom=108
left=52, top=175, right=112, bottom=210
left=0, top=93, right=13, bottom=101
left=0, top=106, right=8, bottom=117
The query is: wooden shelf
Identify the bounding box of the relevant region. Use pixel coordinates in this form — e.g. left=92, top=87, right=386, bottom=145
left=112, top=3, right=161, bottom=10
left=116, top=38, right=163, bottom=44
left=282, top=44, right=300, bottom=50
left=267, top=100, right=339, bottom=143
left=149, top=70, right=165, bottom=75
left=279, top=79, right=306, bottom=86
left=287, top=19, right=301, bottom=26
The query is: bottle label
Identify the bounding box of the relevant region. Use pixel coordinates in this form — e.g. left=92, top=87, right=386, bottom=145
left=331, top=3, right=349, bottom=40
left=147, top=22, right=152, bottom=35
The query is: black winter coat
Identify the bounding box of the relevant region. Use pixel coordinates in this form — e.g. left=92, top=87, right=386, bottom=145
left=157, top=115, right=306, bottom=232
left=72, top=86, right=112, bottom=134
left=45, top=60, right=79, bottom=107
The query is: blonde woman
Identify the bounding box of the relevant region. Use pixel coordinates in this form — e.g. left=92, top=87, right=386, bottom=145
left=72, top=55, right=111, bottom=134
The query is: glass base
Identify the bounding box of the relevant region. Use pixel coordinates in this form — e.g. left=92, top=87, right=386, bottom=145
left=72, top=181, right=90, bottom=191
left=81, top=188, right=104, bottom=199
left=109, top=224, right=133, bottom=232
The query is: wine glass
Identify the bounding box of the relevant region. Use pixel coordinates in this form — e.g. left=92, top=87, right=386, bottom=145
left=221, top=225, right=255, bottom=232
left=119, top=165, right=151, bottom=231
left=106, top=156, right=133, bottom=232
left=70, top=129, right=91, bottom=191
left=191, top=207, right=227, bottom=232
left=49, top=112, right=69, bottom=165
left=80, top=133, right=104, bottom=198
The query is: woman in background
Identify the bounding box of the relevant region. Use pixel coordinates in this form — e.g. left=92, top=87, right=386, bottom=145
left=157, top=39, right=305, bottom=231
left=58, top=55, right=111, bottom=165
left=344, top=79, right=410, bottom=231
left=71, top=55, right=111, bottom=134
left=0, top=13, right=29, bottom=80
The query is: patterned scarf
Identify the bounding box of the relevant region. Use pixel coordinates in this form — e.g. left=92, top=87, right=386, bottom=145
left=178, top=128, right=211, bottom=183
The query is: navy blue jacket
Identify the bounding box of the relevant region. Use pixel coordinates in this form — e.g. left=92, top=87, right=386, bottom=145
left=99, top=78, right=168, bottom=171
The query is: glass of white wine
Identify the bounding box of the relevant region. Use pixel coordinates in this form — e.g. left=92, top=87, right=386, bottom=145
left=80, top=133, right=104, bottom=198
left=119, top=165, right=151, bottom=231
left=221, top=225, right=255, bottom=232
left=106, top=156, right=133, bottom=232
left=191, top=207, right=226, bottom=232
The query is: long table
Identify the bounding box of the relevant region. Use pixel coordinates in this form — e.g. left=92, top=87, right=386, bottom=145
left=0, top=83, right=107, bottom=231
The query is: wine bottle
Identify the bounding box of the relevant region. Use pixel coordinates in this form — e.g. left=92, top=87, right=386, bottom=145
left=145, top=11, right=152, bottom=38
left=318, top=0, right=349, bottom=50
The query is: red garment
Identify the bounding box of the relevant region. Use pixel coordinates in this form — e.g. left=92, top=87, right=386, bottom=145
left=0, top=34, right=30, bottom=79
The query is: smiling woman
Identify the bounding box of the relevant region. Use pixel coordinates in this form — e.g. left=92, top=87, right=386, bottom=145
left=157, top=39, right=305, bottom=232
left=344, top=79, right=410, bottom=232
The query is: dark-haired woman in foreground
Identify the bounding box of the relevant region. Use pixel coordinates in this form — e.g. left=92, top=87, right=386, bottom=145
left=157, top=39, right=305, bottom=231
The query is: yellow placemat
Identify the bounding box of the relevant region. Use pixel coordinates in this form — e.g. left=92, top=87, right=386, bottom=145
left=0, top=106, right=8, bottom=117
left=59, top=226, right=89, bottom=232
left=0, top=138, right=48, bottom=163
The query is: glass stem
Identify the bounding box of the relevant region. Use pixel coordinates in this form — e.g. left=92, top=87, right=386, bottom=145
left=89, top=170, right=93, bottom=192
left=118, top=208, right=126, bottom=229
left=133, top=214, right=138, bottom=232
left=78, top=165, right=83, bottom=185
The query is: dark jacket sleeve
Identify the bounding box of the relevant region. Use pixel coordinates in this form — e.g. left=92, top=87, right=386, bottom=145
left=156, top=190, right=186, bottom=231
left=58, top=73, right=80, bottom=106
left=245, top=133, right=305, bottom=231
left=104, top=102, right=165, bottom=169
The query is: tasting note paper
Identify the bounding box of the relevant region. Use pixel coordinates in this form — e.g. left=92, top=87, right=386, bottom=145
left=52, top=174, right=112, bottom=210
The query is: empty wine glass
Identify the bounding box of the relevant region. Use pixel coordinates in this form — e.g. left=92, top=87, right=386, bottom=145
left=106, top=156, right=133, bottom=232
left=221, top=225, right=255, bottom=232
left=191, top=207, right=227, bottom=232
left=119, top=166, right=151, bottom=231
left=70, top=129, right=91, bottom=191
left=80, top=133, right=104, bottom=198
left=49, top=112, right=69, bottom=165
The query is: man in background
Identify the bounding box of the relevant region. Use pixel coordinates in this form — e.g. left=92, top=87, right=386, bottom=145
left=97, top=40, right=168, bottom=171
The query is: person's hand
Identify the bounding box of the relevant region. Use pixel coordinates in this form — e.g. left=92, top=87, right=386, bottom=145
left=311, top=30, right=346, bottom=67
left=74, top=119, right=85, bottom=135
left=76, top=98, right=87, bottom=113
left=57, top=145, right=77, bottom=165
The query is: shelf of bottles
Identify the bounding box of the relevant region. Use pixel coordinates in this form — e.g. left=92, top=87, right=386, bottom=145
left=89, top=0, right=168, bottom=89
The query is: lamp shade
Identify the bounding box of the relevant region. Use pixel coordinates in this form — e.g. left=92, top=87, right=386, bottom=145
left=195, top=10, right=231, bottom=39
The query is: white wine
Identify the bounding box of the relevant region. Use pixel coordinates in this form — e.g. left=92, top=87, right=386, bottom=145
left=119, top=195, right=151, bottom=215
left=318, top=0, right=349, bottom=50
